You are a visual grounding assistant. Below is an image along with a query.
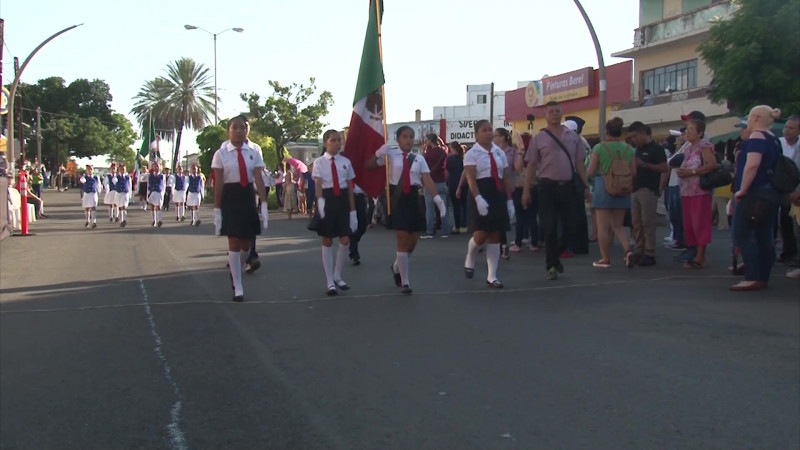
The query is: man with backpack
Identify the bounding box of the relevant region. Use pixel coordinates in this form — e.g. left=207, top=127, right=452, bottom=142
left=628, top=121, right=668, bottom=266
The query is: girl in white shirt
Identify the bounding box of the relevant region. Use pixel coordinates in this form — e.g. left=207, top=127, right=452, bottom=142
left=463, top=119, right=516, bottom=288
left=172, top=165, right=188, bottom=222
left=211, top=116, right=269, bottom=302
left=367, top=126, right=446, bottom=295
left=311, top=130, right=357, bottom=296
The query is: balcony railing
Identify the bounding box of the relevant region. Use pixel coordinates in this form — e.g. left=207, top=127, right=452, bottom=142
left=633, top=1, right=738, bottom=48
left=616, top=86, right=710, bottom=111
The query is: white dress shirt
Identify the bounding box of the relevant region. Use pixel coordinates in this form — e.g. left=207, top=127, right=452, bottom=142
left=312, top=152, right=356, bottom=189
left=210, top=140, right=266, bottom=184
left=165, top=174, right=175, bottom=188
left=780, top=137, right=799, bottom=165
left=376, top=147, right=430, bottom=186
left=464, top=143, right=509, bottom=179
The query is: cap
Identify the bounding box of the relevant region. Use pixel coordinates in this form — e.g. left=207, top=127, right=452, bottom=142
left=669, top=129, right=683, bottom=137
left=733, top=119, right=748, bottom=128
left=564, top=115, right=586, bottom=134
left=562, top=120, right=579, bottom=133
left=680, top=110, right=706, bottom=121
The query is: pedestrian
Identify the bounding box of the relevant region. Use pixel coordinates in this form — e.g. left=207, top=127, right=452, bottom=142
left=777, top=115, right=800, bottom=265
left=114, top=163, right=132, bottom=227
left=103, top=162, right=118, bottom=222
left=173, top=165, right=188, bottom=221
left=303, top=167, right=315, bottom=216
left=522, top=101, right=590, bottom=280
left=587, top=117, right=637, bottom=268
left=462, top=119, right=515, bottom=288
left=510, top=132, right=539, bottom=252
left=493, top=128, right=518, bottom=259
left=730, top=105, right=783, bottom=291
left=211, top=115, right=269, bottom=302
left=676, top=114, right=718, bottom=269
left=665, top=128, right=689, bottom=254
left=628, top=121, right=668, bottom=265
left=275, top=166, right=285, bottom=210
left=312, top=129, right=358, bottom=296
left=283, top=168, right=298, bottom=218
left=80, top=165, right=100, bottom=228
left=186, top=164, right=204, bottom=226
left=146, top=162, right=166, bottom=228
left=446, top=141, right=467, bottom=234
left=162, top=167, right=174, bottom=212
left=421, top=134, right=451, bottom=239
left=136, top=163, right=149, bottom=210
left=367, top=126, right=446, bottom=294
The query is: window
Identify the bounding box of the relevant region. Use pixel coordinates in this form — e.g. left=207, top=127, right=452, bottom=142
left=641, top=59, right=697, bottom=95
left=476, top=95, right=487, bottom=104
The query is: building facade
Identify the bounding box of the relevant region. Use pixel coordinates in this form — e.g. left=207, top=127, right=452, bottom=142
left=433, top=84, right=511, bottom=144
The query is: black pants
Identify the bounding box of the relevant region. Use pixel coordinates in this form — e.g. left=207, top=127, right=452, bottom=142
left=448, top=184, right=467, bottom=229
left=248, top=187, right=270, bottom=262
left=162, top=187, right=172, bottom=210
left=349, top=193, right=369, bottom=258
left=275, top=183, right=284, bottom=208
left=779, top=202, right=798, bottom=259
left=538, top=181, right=575, bottom=270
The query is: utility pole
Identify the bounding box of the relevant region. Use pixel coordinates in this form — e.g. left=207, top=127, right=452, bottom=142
left=15, top=57, right=24, bottom=166
left=1, top=19, right=4, bottom=134
left=36, top=107, right=42, bottom=164
left=489, top=82, right=495, bottom=127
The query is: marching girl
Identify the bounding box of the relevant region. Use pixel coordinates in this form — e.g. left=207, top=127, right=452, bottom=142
left=80, top=165, right=101, bottom=228
left=311, top=129, right=357, bottom=296
left=114, top=163, right=132, bottom=227
left=173, top=165, right=188, bottom=221
left=103, top=162, right=118, bottom=221
left=211, top=115, right=268, bottom=303
left=463, top=120, right=516, bottom=288
left=147, top=161, right=166, bottom=227
left=366, top=126, right=447, bottom=294
left=136, top=161, right=149, bottom=210
left=186, top=164, right=204, bottom=226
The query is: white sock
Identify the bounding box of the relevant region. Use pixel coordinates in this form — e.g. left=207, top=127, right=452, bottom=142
left=90, top=210, right=96, bottom=223
left=465, top=237, right=480, bottom=269
left=240, top=250, right=248, bottom=269
left=192, top=209, right=197, bottom=222
left=228, top=251, right=244, bottom=296
left=152, top=210, right=157, bottom=223
left=321, top=245, right=334, bottom=287
left=486, top=243, right=501, bottom=282
left=108, top=207, right=113, bottom=219
left=334, top=243, right=348, bottom=281
left=157, top=210, right=162, bottom=222
left=393, top=258, right=400, bottom=274
left=397, top=252, right=410, bottom=286
left=121, top=210, right=127, bottom=221
left=85, top=210, right=90, bottom=222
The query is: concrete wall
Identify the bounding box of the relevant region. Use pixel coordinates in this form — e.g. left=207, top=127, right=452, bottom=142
left=631, top=36, right=711, bottom=101
left=0, top=177, right=10, bottom=241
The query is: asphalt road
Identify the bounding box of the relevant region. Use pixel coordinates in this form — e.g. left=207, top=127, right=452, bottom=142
left=1, top=190, right=798, bottom=449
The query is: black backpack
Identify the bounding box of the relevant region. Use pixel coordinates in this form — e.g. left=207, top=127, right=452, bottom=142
left=766, top=134, right=800, bottom=194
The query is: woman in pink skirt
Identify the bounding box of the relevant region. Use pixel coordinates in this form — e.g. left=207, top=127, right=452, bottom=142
left=676, top=119, right=718, bottom=268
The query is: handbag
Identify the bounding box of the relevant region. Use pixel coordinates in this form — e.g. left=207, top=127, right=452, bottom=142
left=542, top=129, right=585, bottom=195
left=738, top=193, right=778, bottom=228
left=699, top=153, right=733, bottom=191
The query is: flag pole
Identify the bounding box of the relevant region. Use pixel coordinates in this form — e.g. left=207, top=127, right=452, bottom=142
left=374, top=0, right=390, bottom=216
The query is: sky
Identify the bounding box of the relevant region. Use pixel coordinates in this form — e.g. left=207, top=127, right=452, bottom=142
left=1, top=0, right=639, bottom=164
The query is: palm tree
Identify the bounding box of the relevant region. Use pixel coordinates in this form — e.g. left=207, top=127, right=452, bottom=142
left=131, top=57, right=216, bottom=171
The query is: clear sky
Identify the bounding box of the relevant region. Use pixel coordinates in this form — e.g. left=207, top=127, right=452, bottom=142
left=1, top=0, right=639, bottom=161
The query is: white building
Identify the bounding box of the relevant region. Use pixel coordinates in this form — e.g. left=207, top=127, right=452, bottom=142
left=433, top=84, right=511, bottom=144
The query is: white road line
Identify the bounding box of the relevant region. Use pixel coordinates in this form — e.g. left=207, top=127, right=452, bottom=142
left=139, top=279, right=188, bottom=450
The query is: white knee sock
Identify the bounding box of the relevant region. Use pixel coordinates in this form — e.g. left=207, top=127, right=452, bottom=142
left=152, top=210, right=157, bottom=222
left=465, top=237, right=480, bottom=269
left=393, top=257, right=400, bottom=274
left=157, top=210, right=162, bottom=222
left=228, top=251, right=243, bottom=296
left=334, top=243, right=348, bottom=282
left=85, top=210, right=90, bottom=222
left=240, top=250, right=248, bottom=269
left=486, top=243, right=501, bottom=282
left=321, top=245, right=334, bottom=287
left=90, top=210, right=96, bottom=223
left=397, top=252, right=410, bottom=286
left=108, top=207, right=113, bottom=219
left=192, top=209, right=197, bottom=222
left=121, top=210, right=127, bottom=222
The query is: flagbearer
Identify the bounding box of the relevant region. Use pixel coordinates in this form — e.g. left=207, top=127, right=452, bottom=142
left=366, top=126, right=447, bottom=294
left=312, top=130, right=358, bottom=296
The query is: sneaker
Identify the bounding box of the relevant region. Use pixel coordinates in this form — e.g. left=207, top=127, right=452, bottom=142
left=152, top=221, right=156, bottom=227
left=786, top=268, right=800, bottom=279
left=529, top=245, right=539, bottom=252
left=547, top=267, right=558, bottom=280
left=401, top=284, right=413, bottom=294
left=625, top=252, right=635, bottom=268
left=245, top=259, right=261, bottom=274
left=440, top=234, right=449, bottom=239
left=157, top=221, right=163, bottom=228
left=120, top=220, right=127, bottom=228
left=592, top=260, right=611, bottom=268
left=521, top=238, right=531, bottom=244
left=509, top=244, right=522, bottom=253
left=501, top=246, right=510, bottom=260
left=91, top=222, right=97, bottom=229
left=638, top=255, right=656, bottom=266
left=559, top=250, right=575, bottom=259
left=665, top=242, right=686, bottom=250
left=420, top=234, right=434, bottom=239
left=84, top=221, right=89, bottom=228
left=663, top=235, right=673, bottom=242
left=459, top=227, right=468, bottom=233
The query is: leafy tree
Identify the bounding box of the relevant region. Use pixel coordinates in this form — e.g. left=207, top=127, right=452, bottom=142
left=699, top=0, right=800, bottom=115
left=131, top=57, right=215, bottom=171
left=241, top=78, right=333, bottom=169
left=195, top=121, right=277, bottom=177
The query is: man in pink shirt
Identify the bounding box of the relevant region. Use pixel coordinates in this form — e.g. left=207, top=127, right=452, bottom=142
left=422, top=134, right=452, bottom=238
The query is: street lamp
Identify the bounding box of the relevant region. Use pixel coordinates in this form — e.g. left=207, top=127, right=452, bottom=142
left=572, top=0, right=606, bottom=139
left=184, top=24, right=244, bottom=124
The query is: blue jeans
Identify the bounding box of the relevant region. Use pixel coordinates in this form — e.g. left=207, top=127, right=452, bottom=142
left=425, top=182, right=451, bottom=235
left=513, top=187, right=537, bottom=246
left=667, top=185, right=684, bottom=245
left=733, top=188, right=779, bottom=282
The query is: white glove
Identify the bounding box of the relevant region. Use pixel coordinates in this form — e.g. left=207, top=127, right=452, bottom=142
left=507, top=199, right=516, bottom=225
left=79, top=176, right=86, bottom=184
left=213, top=208, right=222, bottom=236
left=112, top=176, right=118, bottom=184
left=317, top=198, right=326, bottom=219
left=349, top=210, right=358, bottom=233
left=475, top=195, right=489, bottom=216
left=433, top=194, right=447, bottom=219
left=260, top=202, right=269, bottom=232
left=374, top=144, right=391, bottom=158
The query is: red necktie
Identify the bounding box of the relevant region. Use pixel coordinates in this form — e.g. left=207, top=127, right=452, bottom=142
left=331, top=156, right=341, bottom=196
left=402, top=153, right=411, bottom=194
left=236, top=148, right=248, bottom=187
left=489, top=149, right=502, bottom=191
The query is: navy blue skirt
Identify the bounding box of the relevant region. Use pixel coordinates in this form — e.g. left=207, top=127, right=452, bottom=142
left=468, top=178, right=510, bottom=233
left=387, top=184, right=426, bottom=233
left=316, top=188, right=351, bottom=238
left=221, top=183, right=260, bottom=239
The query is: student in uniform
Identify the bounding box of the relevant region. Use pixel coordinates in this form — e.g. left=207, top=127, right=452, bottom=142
left=311, top=129, right=358, bottom=296
left=211, top=115, right=268, bottom=302
left=114, top=163, right=132, bottom=227
left=366, top=126, right=447, bottom=294
left=80, top=165, right=101, bottom=228
left=173, top=165, right=188, bottom=221
left=103, top=162, right=118, bottom=222
left=137, top=162, right=149, bottom=210
left=463, top=120, right=516, bottom=288
left=186, top=164, right=204, bottom=226
left=162, top=167, right=174, bottom=212
left=147, top=161, right=166, bottom=227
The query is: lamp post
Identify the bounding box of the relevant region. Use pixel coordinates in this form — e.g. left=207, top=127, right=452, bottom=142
left=572, top=0, right=606, bottom=139
left=184, top=25, right=244, bottom=124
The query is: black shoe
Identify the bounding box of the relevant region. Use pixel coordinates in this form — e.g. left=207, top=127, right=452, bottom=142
left=401, top=284, right=412, bottom=294
left=334, top=279, right=350, bottom=291
left=351, top=254, right=361, bottom=266
left=464, top=267, right=475, bottom=279
left=501, top=246, right=510, bottom=260
left=194, top=220, right=201, bottom=227
left=232, top=295, right=244, bottom=303
left=91, top=222, right=97, bottom=229
left=245, top=259, right=261, bottom=274
left=391, top=265, right=401, bottom=287
left=120, top=220, right=127, bottom=227
left=555, top=262, right=564, bottom=274
left=638, top=255, right=656, bottom=267
left=486, top=279, right=504, bottom=288
left=157, top=220, right=163, bottom=228
left=326, top=286, right=338, bottom=296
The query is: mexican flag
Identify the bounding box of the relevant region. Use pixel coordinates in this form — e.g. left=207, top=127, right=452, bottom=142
left=344, top=0, right=386, bottom=199
left=136, top=118, right=156, bottom=172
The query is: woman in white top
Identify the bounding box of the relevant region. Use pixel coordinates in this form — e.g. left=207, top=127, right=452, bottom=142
left=463, top=119, right=516, bottom=288
left=211, top=116, right=269, bottom=302
left=311, top=130, right=357, bottom=296
left=367, top=126, right=446, bottom=295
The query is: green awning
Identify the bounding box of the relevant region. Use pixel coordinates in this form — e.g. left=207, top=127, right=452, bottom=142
left=710, top=121, right=785, bottom=144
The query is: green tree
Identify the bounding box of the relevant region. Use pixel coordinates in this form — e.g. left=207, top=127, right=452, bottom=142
left=195, top=121, right=278, bottom=177
left=699, top=0, right=800, bottom=115
left=105, top=113, right=138, bottom=168
left=241, top=77, right=333, bottom=169
left=131, top=57, right=216, bottom=171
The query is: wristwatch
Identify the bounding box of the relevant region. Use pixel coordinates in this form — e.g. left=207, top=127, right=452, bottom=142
left=692, top=169, right=697, bottom=175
